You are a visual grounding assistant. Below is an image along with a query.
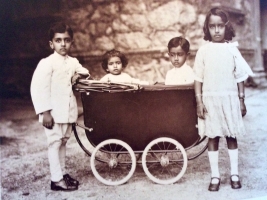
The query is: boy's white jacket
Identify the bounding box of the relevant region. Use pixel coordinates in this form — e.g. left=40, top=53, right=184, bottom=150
left=30, top=52, right=89, bottom=123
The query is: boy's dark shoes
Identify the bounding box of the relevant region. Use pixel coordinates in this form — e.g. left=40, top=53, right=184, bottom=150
left=63, top=174, right=79, bottom=186
left=230, top=175, right=242, bottom=189
left=208, top=177, right=220, bottom=191
left=51, top=179, right=77, bottom=191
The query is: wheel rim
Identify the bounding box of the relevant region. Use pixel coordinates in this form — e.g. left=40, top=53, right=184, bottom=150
left=142, top=137, right=187, bottom=185
left=186, top=137, right=208, bottom=160
left=90, top=139, right=136, bottom=185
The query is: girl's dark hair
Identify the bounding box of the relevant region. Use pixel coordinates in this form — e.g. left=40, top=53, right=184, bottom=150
left=203, top=7, right=235, bottom=41
left=167, top=36, right=190, bottom=53
left=101, top=49, right=128, bottom=72
left=49, top=22, right=73, bottom=41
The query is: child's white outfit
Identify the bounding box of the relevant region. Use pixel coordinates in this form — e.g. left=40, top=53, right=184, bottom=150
left=100, top=72, right=149, bottom=85
left=31, top=51, right=89, bottom=182
left=100, top=72, right=132, bottom=82
left=193, top=42, right=253, bottom=139
left=165, top=63, right=194, bottom=85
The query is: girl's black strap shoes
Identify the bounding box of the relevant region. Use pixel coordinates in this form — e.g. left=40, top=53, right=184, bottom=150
left=230, top=175, right=242, bottom=189
left=208, top=177, right=220, bottom=191
left=208, top=175, right=241, bottom=191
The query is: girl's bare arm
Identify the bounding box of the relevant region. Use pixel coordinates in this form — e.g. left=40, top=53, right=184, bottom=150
left=194, top=80, right=207, bottom=119
left=237, top=81, right=247, bottom=116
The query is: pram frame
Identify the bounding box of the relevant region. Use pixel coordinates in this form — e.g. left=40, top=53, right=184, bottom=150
left=72, top=80, right=208, bottom=185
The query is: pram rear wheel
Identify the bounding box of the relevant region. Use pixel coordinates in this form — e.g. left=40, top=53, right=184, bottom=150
left=142, top=137, right=187, bottom=185
left=90, top=139, right=136, bottom=185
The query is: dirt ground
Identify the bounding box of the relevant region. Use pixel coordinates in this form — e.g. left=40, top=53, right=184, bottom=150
left=1, top=83, right=267, bottom=200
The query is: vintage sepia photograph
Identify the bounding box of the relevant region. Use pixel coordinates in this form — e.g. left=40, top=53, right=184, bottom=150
left=0, top=0, right=267, bottom=199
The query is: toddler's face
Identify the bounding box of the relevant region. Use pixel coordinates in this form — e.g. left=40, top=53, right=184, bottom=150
left=168, top=46, right=188, bottom=68
left=49, top=31, right=73, bottom=56
left=208, top=15, right=226, bottom=43
left=107, top=56, right=123, bottom=75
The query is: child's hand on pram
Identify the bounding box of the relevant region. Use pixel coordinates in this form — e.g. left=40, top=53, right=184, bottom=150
left=71, top=74, right=81, bottom=85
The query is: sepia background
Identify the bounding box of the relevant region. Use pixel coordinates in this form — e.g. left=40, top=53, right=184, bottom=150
left=0, top=0, right=267, bottom=200
left=0, top=0, right=266, bottom=97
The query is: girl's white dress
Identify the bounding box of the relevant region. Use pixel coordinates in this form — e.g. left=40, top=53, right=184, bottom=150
left=193, top=42, right=253, bottom=138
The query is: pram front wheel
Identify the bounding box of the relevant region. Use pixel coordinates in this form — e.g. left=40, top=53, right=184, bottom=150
left=142, top=137, right=187, bottom=185
left=90, top=139, right=136, bottom=186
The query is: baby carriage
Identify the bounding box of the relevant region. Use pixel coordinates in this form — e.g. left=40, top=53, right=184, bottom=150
left=72, top=80, right=207, bottom=185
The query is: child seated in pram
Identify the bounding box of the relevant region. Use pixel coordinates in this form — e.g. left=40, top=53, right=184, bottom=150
left=165, top=37, right=194, bottom=85
left=100, top=49, right=149, bottom=85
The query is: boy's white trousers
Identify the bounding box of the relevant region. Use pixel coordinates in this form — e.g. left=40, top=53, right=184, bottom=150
left=44, top=123, right=72, bottom=182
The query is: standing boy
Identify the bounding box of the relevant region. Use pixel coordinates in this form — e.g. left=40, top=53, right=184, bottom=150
left=165, top=37, right=194, bottom=85
left=30, top=22, right=89, bottom=191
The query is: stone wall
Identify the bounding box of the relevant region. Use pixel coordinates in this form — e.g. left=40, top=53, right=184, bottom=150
left=0, top=0, right=259, bottom=96
left=59, top=0, right=256, bottom=82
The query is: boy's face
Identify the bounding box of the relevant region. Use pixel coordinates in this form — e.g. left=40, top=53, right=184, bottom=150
left=168, top=46, right=188, bottom=68
left=49, top=31, right=73, bottom=56
left=106, top=56, right=123, bottom=75
left=208, top=15, right=226, bottom=43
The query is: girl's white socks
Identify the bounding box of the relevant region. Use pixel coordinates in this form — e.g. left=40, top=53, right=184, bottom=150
left=208, top=151, right=220, bottom=184
left=228, top=149, right=239, bottom=181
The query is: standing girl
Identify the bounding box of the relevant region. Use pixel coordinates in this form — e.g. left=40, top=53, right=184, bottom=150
left=193, top=8, right=254, bottom=191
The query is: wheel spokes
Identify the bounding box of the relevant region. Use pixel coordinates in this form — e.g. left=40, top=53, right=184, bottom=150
left=142, top=137, right=187, bottom=184
left=91, top=139, right=136, bottom=185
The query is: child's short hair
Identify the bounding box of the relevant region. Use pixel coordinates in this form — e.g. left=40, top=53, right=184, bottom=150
left=49, top=22, right=73, bottom=41
left=203, top=7, right=235, bottom=41
left=167, top=37, right=190, bottom=53
left=101, top=49, right=128, bottom=72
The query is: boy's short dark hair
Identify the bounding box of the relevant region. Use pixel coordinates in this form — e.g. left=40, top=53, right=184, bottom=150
left=167, top=37, right=190, bottom=53
left=203, top=7, right=235, bottom=41
left=49, top=22, right=73, bottom=41
left=101, top=49, right=128, bottom=72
